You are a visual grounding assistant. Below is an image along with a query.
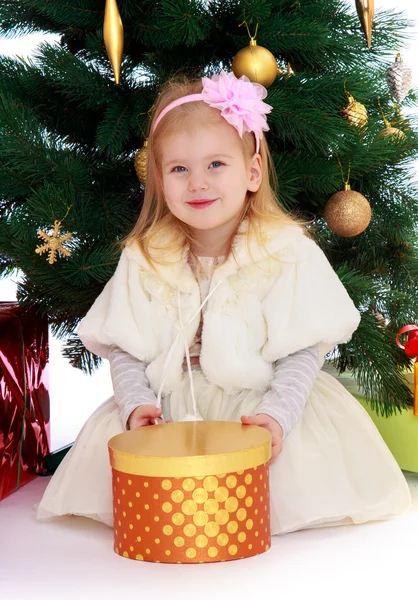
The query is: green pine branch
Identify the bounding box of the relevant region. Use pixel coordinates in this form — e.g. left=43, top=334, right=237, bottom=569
left=0, top=0, right=417, bottom=413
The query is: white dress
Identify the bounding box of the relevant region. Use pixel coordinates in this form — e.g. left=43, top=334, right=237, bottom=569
left=36, top=257, right=412, bottom=535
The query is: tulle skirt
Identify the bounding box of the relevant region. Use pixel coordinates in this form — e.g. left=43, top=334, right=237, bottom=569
left=36, top=370, right=411, bottom=535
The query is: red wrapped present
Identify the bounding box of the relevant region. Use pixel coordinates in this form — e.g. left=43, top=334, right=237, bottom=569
left=396, top=324, right=418, bottom=416
left=0, top=302, right=50, bottom=500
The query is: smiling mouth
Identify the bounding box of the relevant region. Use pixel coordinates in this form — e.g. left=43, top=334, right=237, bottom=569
left=187, top=199, right=217, bottom=209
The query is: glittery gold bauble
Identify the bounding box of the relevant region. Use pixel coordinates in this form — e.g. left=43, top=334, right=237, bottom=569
left=134, top=140, right=148, bottom=185
left=324, top=184, right=371, bottom=237
left=376, top=125, right=406, bottom=140
left=355, top=0, right=374, bottom=48
left=104, top=0, right=124, bottom=84
left=232, top=39, right=278, bottom=88
left=341, top=92, right=368, bottom=129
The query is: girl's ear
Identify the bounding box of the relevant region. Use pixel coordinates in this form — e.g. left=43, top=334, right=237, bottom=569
left=247, top=154, right=262, bottom=192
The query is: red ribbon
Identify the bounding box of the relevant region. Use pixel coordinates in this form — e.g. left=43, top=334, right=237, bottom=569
left=396, top=325, right=418, bottom=416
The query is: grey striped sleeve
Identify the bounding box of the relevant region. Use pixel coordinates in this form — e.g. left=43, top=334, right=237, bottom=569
left=256, top=345, right=320, bottom=440
left=109, top=344, right=320, bottom=436
left=108, top=345, right=158, bottom=430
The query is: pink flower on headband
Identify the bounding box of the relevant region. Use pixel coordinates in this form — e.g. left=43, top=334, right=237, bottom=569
left=201, top=70, right=273, bottom=149
left=151, top=70, right=273, bottom=152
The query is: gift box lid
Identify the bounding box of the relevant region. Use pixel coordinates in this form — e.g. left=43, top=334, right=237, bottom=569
left=108, top=421, right=271, bottom=478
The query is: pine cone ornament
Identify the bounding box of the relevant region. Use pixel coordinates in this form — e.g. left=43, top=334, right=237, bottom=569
left=386, top=54, right=412, bottom=103
left=341, top=92, right=368, bottom=129
left=134, top=141, right=148, bottom=185
left=376, top=125, right=405, bottom=140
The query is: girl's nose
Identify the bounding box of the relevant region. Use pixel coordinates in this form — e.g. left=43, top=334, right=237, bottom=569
left=188, top=172, right=209, bottom=193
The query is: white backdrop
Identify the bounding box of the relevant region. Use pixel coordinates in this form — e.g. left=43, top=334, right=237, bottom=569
left=0, top=0, right=417, bottom=450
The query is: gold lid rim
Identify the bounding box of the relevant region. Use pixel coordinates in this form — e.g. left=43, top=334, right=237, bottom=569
left=108, top=421, right=272, bottom=477
left=109, top=443, right=271, bottom=478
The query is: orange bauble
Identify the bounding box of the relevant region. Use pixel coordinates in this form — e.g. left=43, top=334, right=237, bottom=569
left=324, top=184, right=372, bottom=237
left=108, top=421, right=272, bottom=563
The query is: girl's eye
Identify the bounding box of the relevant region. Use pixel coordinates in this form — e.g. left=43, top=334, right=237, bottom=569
left=210, top=161, right=224, bottom=168
left=172, top=166, right=186, bottom=172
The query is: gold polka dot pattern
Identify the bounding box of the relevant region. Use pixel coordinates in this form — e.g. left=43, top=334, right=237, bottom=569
left=112, top=464, right=270, bottom=563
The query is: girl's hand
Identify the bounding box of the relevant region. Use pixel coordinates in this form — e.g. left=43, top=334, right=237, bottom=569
left=240, top=414, right=284, bottom=463
left=128, top=404, right=164, bottom=430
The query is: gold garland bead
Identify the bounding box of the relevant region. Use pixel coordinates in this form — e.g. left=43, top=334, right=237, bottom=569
left=134, top=141, right=148, bottom=185
left=324, top=184, right=372, bottom=237
left=341, top=93, right=368, bottom=129
left=232, top=39, right=278, bottom=88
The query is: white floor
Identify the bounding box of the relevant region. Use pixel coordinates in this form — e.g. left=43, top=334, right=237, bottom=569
left=2, top=282, right=417, bottom=600
left=0, top=472, right=417, bottom=600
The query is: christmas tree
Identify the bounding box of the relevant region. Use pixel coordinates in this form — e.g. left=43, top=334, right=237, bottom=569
left=0, top=0, right=417, bottom=414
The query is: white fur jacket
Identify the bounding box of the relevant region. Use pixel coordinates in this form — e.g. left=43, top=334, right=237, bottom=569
left=77, top=222, right=361, bottom=396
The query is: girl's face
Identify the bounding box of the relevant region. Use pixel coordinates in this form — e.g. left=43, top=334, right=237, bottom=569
left=160, top=117, right=262, bottom=241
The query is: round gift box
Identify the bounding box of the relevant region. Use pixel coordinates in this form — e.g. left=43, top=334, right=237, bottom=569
left=108, top=421, right=272, bottom=564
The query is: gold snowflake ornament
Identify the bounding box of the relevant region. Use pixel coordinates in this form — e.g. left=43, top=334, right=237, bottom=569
left=35, top=220, right=73, bottom=264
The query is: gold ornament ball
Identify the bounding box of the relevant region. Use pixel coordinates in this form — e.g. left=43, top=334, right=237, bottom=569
left=324, top=186, right=372, bottom=237
left=232, top=40, right=278, bottom=88
left=376, top=125, right=406, bottom=140
left=135, top=141, right=148, bottom=185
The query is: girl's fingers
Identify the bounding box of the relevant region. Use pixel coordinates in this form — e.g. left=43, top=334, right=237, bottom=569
left=145, top=408, right=163, bottom=425
left=269, top=437, right=283, bottom=464
left=241, top=415, right=283, bottom=463
left=241, top=414, right=272, bottom=427
left=129, top=406, right=164, bottom=429
left=271, top=443, right=281, bottom=458
left=149, top=407, right=163, bottom=418
left=241, top=415, right=258, bottom=425
left=136, top=415, right=163, bottom=427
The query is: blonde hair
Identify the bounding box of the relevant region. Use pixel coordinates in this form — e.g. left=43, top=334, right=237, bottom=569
left=124, top=74, right=305, bottom=265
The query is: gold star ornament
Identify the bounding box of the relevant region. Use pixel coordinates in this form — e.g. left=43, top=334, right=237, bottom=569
left=35, top=220, right=73, bottom=264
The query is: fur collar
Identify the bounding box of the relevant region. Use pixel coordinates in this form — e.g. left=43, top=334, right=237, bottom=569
left=124, top=220, right=305, bottom=292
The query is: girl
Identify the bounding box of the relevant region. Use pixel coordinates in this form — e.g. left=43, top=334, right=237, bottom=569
left=37, top=71, right=411, bottom=535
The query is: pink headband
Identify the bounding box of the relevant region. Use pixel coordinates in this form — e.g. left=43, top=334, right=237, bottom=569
left=152, top=70, right=273, bottom=153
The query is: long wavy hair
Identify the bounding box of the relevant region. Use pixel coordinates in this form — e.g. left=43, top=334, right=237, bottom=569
left=124, top=75, right=305, bottom=265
